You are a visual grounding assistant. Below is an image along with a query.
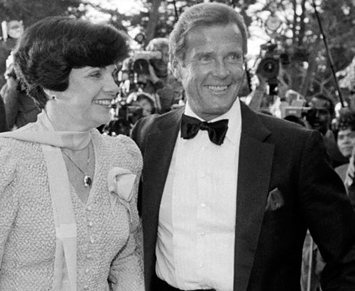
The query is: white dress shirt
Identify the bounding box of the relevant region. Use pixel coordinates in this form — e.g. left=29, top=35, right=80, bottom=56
left=156, top=99, right=242, bottom=291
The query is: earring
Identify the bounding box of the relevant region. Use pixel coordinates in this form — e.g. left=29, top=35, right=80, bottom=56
left=51, top=95, right=56, bottom=100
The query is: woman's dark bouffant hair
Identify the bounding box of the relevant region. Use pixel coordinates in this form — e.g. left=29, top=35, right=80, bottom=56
left=13, top=16, right=130, bottom=109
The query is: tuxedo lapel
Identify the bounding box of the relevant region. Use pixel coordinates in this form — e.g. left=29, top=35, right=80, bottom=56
left=141, top=107, right=183, bottom=282
left=142, top=109, right=182, bottom=215
left=233, top=103, right=275, bottom=291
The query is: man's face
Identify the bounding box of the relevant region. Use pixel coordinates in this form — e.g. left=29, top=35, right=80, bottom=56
left=337, top=128, right=355, bottom=158
left=308, top=97, right=332, bottom=134
left=172, top=24, right=245, bottom=121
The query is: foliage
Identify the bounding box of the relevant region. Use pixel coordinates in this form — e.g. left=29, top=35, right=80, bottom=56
left=0, top=0, right=354, bottom=104
left=249, top=0, right=355, bottom=102
left=0, top=0, right=83, bottom=87
left=0, top=0, right=82, bottom=26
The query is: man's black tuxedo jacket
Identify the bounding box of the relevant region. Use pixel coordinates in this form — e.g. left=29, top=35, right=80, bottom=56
left=131, top=102, right=355, bottom=291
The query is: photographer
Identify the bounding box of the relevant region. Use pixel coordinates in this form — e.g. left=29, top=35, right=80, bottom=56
left=134, top=37, right=175, bottom=113
left=1, top=58, right=40, bottom=130
left=246, top=41, right=290, bottom=116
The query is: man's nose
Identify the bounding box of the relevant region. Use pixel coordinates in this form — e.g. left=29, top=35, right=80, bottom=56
left=212, top=60, right=229, bottom=78
left=315, top=109, right=322, bottom=118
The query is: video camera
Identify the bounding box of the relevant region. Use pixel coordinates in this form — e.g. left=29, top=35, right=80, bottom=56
left=256, top=42, right=289, bottom=95
left=131, top=50, right=162, bottom=75
left=117, top=50, right=163, bottom=93
left=283, top=106, right=313, bottom=119
left=283, top=102, right=329, bottom=127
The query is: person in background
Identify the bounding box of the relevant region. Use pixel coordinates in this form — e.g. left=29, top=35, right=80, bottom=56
left=0, top=94, right=7, bottom=132
left=131, top=2, right=355, bottom=291
left=0, top=16, right=144, bottom=290
left=305, top=93, right=348, bottom=168
left=137, top=37, right=175, bottom=113
left=129, top=92, right=156, bottom=118
left=306, top=93, right=334, bottom=136
left=334, top=109, right=355, bottom=208
left=0, top=20, right=24, bottom=89
left=335, top=110, right=355, bottom=180
left=301, top=109, right=355, bottom=291
left=1, top=59, right=41, bottom=130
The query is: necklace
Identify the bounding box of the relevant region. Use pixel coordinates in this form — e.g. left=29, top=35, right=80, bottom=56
left=62, top=144, right=93, bottom=188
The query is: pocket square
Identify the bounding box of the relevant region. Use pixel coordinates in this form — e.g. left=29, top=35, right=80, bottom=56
left=265, top=187, right=285, bottom=211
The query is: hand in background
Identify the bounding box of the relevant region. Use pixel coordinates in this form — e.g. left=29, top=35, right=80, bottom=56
left=147, top=62, right=160, bottom=84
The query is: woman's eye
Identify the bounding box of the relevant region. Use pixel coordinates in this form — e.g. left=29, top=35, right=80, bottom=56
left=91, top=71, right=102, bottom=78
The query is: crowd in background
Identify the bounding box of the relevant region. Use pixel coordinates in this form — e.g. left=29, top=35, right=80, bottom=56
left=1, top=12, right=355, bottom=213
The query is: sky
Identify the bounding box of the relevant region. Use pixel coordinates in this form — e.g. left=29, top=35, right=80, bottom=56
left=94, top=0, right=144, bottom=14
left=90, top=0, right=268, bottom=57
left=116, top=0, right=144, bottom=14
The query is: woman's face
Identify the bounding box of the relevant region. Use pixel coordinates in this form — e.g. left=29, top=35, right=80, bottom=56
left=51, top=64, right=118, bottom=130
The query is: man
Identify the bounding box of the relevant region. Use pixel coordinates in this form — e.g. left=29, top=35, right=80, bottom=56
left=306, top=94, right=334, bottom=135
left=305, top=93, right=347, bottom=167
left=131, top=3, right=355, bottom=291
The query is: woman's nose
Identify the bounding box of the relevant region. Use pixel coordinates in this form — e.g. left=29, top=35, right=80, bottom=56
left=103, top=72, right=119, bottom=95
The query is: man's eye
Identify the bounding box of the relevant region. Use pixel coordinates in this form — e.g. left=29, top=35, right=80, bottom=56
left=199, top=55, right=211, bottom=62
left=228, top=53, right=242, bottom=62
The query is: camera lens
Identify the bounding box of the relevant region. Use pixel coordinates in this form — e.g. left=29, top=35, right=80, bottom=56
left=257, top=58, right=280, bottom=80
left=133, top=59, right=150, bottom=75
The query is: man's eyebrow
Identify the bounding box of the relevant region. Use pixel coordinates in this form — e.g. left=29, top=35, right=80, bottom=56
left=194, top=51, right=213, bottom=57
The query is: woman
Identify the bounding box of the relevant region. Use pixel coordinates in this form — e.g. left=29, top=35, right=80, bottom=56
left=0, top=17, right=144, bottom=290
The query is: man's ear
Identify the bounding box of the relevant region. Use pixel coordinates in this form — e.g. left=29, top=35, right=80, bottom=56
left=170, top=58, right=182, bottom=80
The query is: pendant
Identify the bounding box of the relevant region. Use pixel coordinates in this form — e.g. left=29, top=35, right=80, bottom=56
left=84, top=175, right=92, bottom=188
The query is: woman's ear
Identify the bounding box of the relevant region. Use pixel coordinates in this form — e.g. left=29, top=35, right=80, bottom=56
left=43, top=89, right=56, bottom=100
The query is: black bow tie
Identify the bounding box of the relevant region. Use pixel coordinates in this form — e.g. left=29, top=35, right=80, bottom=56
left=180, top=114, right=229, bottom=145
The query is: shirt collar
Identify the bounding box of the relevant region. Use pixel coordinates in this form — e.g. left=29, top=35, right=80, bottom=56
left=184, top=98, right=241, bottom=145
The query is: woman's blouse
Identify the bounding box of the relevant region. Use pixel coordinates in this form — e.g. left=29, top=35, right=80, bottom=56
left=0, top=129, right=144, bottom=291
